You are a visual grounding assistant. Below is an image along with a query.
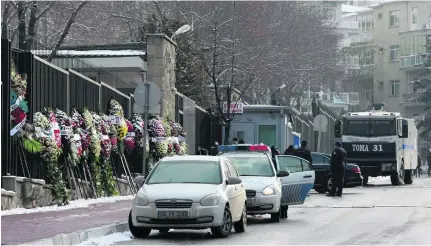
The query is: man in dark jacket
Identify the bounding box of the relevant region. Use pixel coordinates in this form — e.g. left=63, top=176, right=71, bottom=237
left=328, top=142, right=347, bottom=197
left=416, top=155, right=422, bottom=177
left=294, top=141, right=312, bottom=164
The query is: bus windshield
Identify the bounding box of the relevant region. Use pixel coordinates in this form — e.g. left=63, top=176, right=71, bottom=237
left=344, top=118, right=396, bottom=137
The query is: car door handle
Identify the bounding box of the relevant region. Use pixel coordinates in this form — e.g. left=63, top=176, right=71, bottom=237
left=303, top=175, right=312, bottom=178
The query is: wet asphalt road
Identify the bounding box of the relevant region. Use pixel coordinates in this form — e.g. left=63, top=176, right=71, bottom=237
left=114, top=176, right=431, bottom=245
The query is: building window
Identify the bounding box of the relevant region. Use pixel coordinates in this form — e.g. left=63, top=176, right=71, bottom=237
left=360, top=49, right=374, bottom=66
left=411, top=7, right=418, bottom=24
left=389, top=10, right=400, bottom=27
left=359, top=14, right=373, bottom=32
left=390, top=80, right=400, bottom=96
left=400, top=34, right=427, bottom=56
left=390, top=45, right=399, bottom=61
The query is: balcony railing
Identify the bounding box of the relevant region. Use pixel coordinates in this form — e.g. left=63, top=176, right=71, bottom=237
left=400, top=54, right=424, bottom=68
left=402, top=93, right=423, bottom=103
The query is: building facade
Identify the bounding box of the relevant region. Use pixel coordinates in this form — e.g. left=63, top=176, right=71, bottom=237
left=340, top=0, right=431, bottom=156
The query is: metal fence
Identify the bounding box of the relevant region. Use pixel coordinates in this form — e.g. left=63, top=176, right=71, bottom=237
left=2, top=38, right=219, bottom=180
left=174, top=92, right=221, bottom=154
left=293, top=101, right=340, bottom=154
left=1, top=39, right=133, bottom=179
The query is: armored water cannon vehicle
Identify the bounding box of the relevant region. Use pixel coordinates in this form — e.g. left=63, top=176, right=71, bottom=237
left=333, top=103, right=418, bottom=186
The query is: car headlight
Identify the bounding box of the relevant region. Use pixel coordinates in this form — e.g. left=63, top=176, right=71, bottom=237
left=262, top=184, right=276, bottom=196
left=134, top=192, right=149, bottom=206
left=200, top=193, right=220, bottom=206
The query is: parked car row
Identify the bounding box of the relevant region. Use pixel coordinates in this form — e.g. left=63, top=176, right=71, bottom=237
left=128, top=145, right=362, bottom=239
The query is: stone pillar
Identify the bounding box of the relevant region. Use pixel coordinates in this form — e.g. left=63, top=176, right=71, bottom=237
left=146, top=34, right=177, bottom=120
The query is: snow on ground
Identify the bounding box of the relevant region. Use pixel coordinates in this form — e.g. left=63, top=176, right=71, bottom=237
left=368, top=176, right=390, bottom=182
left=78, top=231, right=133, bottom=245
left=1, top=195, right=134, bottom=216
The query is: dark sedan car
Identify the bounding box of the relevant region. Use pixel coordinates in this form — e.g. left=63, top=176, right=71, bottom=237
left=311, top=152, right=363, bottom=193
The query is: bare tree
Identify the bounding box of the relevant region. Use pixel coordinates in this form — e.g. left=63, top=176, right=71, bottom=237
left=47, top=1, right=88, bottom=62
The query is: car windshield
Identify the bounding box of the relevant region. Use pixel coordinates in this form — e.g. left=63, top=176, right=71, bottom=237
left=227, top=156, right=274, bottom=177
left=146, top=160, right=222, bottom=185
left=344, top=118, right=396, bottom=137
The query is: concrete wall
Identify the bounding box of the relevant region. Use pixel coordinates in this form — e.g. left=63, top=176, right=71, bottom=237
left=146, top=34, right=177, bottom=120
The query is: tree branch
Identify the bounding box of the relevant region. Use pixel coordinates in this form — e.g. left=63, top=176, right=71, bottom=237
left=35, top=2, right=55, bottom=21
left=47, top=1, right=88, bottom=62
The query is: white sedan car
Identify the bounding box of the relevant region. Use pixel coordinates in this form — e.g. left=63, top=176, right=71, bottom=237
left=129, top=155, right=247, bottom=238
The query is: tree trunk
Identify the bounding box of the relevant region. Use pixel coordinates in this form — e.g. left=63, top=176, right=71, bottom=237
left=17, top=1, right=27, bottom=50
left=224, top=123, right=231, bottom=145
left=46, top=1, right=88, bottom=62
left=1, top=2, right=10, bottom=39
left=26, top=1, right=38, bottom=50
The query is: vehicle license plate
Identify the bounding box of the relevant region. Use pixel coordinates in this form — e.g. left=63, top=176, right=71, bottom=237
left=381, top=163, right=392, bottom=171
left=158, top=211, right=188, bottom=219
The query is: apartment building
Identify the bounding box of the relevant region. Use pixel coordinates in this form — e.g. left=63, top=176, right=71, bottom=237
left=341, top=0, right=431, bottom=155
left=341, top=0, right=431, bottom=118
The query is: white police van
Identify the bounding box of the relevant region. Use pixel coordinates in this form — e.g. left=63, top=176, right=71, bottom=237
left=218, top=144, right=315, bottom=222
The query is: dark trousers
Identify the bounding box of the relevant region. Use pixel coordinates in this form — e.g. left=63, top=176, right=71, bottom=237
left=330, top=168, right=345, bottom=195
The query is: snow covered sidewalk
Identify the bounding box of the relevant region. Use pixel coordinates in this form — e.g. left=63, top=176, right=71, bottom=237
left=1, top=196, right=134, bottom=245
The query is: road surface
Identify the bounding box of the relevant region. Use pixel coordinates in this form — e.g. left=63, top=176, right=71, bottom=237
left=111, top=176, right=431, bottom=245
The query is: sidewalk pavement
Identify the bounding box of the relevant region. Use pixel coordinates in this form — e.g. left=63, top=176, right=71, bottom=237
left=1, top=199, right=132, bottom=245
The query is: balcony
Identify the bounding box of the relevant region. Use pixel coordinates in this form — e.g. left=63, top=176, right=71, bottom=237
left=401, top=92, right=425, bottom=105
left=400, top=54, right=424, bottom=69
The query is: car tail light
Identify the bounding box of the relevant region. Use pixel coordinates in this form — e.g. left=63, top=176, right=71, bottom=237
left=352, top=167, right=361, bottom=174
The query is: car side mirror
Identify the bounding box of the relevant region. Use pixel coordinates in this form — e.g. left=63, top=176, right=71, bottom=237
left=277, top=170, right=290, bottom=177
left=398, top=119, right=408, bottom=138
left=334, top=119, right=342, bottom=138
left=134, top=176, right=146, bottom=188
left=226, top=176, right=242, bottom=185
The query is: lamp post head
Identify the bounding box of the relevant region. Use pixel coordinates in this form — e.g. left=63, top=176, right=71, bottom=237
left=171, top=25, right=191, bottom=39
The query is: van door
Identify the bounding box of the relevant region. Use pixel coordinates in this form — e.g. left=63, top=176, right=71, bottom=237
left=276, top=155, right=316, bottom=205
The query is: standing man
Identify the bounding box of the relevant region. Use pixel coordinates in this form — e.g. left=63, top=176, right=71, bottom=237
left=294, top=140, right=312, bottom=164
left=416, top=155, right=422, bottom=177
left=328, top=142, right=347, bottom=197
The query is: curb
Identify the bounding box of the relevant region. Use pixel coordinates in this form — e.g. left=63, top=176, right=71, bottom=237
left=19, top=221, right=129, bottom=245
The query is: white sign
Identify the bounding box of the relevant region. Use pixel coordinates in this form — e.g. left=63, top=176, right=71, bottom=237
left=127, top=132, right=136, bottom=137
left=109, top=115, right=121, bottom=125
left=10, top=117, right=27, bottom=136
left=313, top=115, right=328, bottom=132
left=222, top=102, right=243, bottom=114
left=60, top=126, right=72, bottom=136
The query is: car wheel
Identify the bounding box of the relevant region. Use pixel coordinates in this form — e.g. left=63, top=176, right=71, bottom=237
left=326, top=176, right=333, bottom=192
left=391, top=165, right=404, bottom=186
left=233, top=206, right=247, bottom=233
left=270, top=209, right=281, bottom=222
left=158, top=228, right=170, bottom=234
left=404, top=169, right=413, bottom=184
left=211, top=206, right=233, bottom=238
left=129, top=211, right=151, bottom=239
